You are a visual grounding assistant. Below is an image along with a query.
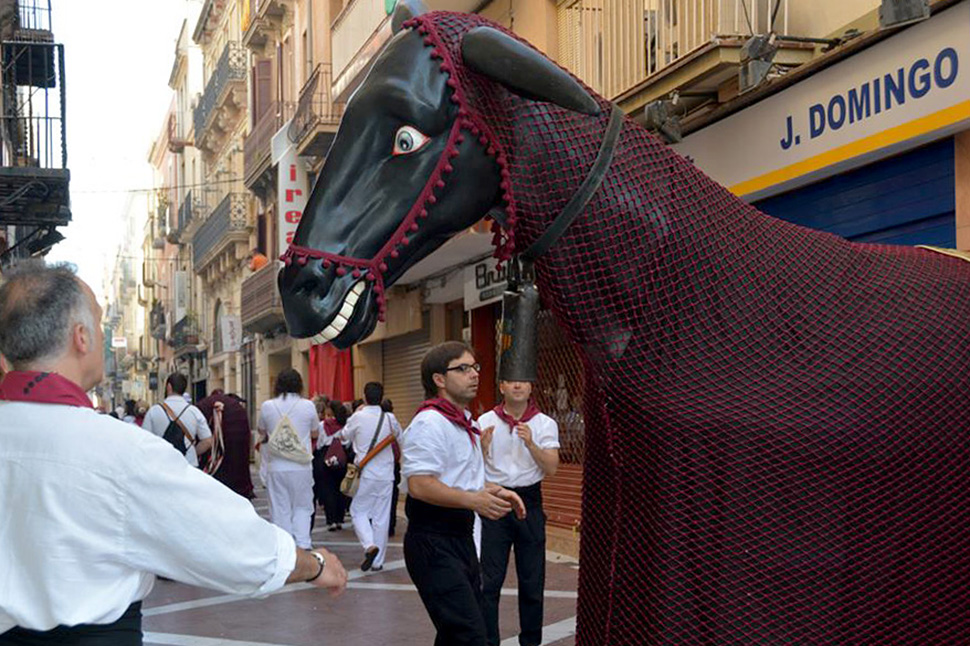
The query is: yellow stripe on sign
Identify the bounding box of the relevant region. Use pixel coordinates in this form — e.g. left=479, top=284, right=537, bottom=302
left=915, top=245, right=970, bottom=263
left=730, top=99, right=970, bottom=197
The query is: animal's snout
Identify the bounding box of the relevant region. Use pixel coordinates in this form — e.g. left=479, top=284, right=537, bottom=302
left=278, top=260, right=336, bottom=338
left=278, top=258, right=373, bottom=344
left=286, top=259, right=329, bottom=298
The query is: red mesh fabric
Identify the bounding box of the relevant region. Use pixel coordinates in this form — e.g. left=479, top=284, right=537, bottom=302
left=414, top=12, right=970, bottom=644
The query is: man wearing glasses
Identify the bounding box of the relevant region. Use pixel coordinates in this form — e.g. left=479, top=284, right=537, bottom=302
left=402, top=341, right=526, bottom=646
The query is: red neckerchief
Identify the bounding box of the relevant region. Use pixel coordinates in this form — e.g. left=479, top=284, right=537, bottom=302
left=493, top=400, right=542, bottom=432
left=0, top=371, right=94, bottom=409
left=323, top=418, right=343, bottom=436
left=417, top=397, right=480, bottom=445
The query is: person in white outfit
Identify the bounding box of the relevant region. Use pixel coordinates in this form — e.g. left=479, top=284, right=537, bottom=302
left=337, top=382, right=402, bottom=571
left=258, top=369, right=319, bottom=550
left=142, top=373, right=213, bottom=467
left=0, top=262, right=347, bottom=644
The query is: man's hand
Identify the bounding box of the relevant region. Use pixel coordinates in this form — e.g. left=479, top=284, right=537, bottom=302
left=492, top=486, right=527, bottom=520
left=308, top=548, right=348, bottom=597
left=514, top=423, right=534, bottom=448
left=287, top=548, right=348, bottom=597
left=470, top=488, right=513, bottom=520
left=480, top=425, right=494, bottom=455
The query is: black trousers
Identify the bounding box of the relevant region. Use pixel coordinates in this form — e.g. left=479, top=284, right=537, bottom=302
left=317, top=461, right=348, bottom=526
left=480, top=484, right=547, bottom=646
left=388, top=460, right=401, bottom=536
left=405, top=496, right=486, bottom=646
left=0, top=602, right=142, bottom=646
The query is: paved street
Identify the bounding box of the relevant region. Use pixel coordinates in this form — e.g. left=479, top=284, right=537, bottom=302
left=141, top=479, right=580, bottom=646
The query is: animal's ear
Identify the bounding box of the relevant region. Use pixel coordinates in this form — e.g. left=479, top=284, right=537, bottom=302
left=461, top=26, right=600, bottom=116
left=391, top=0, right=428, bottom=34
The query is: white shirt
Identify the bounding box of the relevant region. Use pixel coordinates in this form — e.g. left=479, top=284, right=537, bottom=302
left=142, top=395, right=213, bottom=468
left=257, top=394, right=317, bottom=472
left=478, top=410, right=560, bottom=488
left=402, top=408, right=485, bottom=492
left=0, top=401, right=296, bottom=634
left=338, top=405, right=402, bottom=481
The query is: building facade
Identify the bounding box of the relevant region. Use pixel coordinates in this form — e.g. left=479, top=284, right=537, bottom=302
left=125, top=0, right=969, bottom=558
left=0, top=0, right=69, bottom=269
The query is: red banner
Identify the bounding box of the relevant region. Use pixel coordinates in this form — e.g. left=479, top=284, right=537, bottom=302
left=308, top=343, right=353, bottom=401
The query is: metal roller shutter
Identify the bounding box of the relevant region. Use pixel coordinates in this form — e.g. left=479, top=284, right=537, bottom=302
left=382, top=329, right=431, bottom=427
left=755, top=138, right=956, bottom=246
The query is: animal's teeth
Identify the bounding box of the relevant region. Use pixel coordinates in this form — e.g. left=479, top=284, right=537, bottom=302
left=314, top=282, right=365, bottom=344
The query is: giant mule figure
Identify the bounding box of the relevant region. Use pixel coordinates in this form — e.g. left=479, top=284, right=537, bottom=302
left=279, top=4, right=970, bottom=644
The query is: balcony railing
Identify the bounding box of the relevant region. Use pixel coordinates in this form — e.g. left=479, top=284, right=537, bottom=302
left=150, top=301, right=167, bottom=340
left=243, top=0, right=290, bottom=52
left=192, top=192, right=249, bottom=268
left=16, top=1, right=53, bottom=35
left=558, top=0, right=790, bottom=100
left=244, top=101, right=295, bottom=186
left=193, top=41, right=247, bottom=144
left=241, top=261, right=285, bottom=334
left=288, top=63, right=343, bottom=156
left=169, top=190, right=201, bottom=243
left=0, top=38, right=69, bottom=227
left=170, top=316, right=201, bottom=351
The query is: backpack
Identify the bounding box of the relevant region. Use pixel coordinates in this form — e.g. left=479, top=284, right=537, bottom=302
left=159, top=402, right=194, bottom=455
left=267, top=400, right=313, bottom=464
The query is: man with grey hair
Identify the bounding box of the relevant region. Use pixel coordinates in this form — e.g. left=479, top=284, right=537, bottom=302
left=0, top=261, right=348, bottom=645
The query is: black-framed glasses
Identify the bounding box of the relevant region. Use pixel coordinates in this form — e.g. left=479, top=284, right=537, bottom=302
left=445, top=363, right=481, bottom=374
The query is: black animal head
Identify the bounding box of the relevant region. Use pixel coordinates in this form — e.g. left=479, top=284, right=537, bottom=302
left=278, top=3, right=602, bottom=348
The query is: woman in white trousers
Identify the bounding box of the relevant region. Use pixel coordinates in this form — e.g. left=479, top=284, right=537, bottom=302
left=257, top=369, right=319, bottom=549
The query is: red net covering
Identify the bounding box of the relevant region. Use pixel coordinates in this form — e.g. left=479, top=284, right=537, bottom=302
left=412, top=12, right=970, bottom=644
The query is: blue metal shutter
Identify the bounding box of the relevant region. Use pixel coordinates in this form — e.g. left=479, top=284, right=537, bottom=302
left=754, top=138, right=956, bottom=247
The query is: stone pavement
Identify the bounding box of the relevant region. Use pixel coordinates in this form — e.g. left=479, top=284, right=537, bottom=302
left=141, top=481, right=580, bottom=646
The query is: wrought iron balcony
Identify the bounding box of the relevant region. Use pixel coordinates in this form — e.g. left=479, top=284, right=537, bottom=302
left=558, top=0, right=812, bottom=125
left=242, top=0, right=291, bottom=54
left=244, top=101, right=294, bottom=188
left=192, top=192, right=249, bottom=270
left=241, top=261, right=284, bottom=334
left=193, top=41, right=247, bottom=158
left=167, top=112, right=189, bottom=153
left=170, top=316, right=201, bottom=353
left=0, top=37, right=69, bottom=227
left=168, top=191, right=205, bottom=244
left=150, top=300, right=167, bottom=340
left=288, top=63, right=343, bottom=158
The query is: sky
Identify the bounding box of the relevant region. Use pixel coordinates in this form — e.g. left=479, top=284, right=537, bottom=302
left=46, top=0, right=203, bottom=298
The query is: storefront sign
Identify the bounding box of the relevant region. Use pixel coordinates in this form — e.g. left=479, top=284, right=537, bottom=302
left=220, top=315, right=242, bottom=354
left=273, top=122, right=309, bottom=255
left=464, top=257, right=508, bottom=310
left=111, top=336, right=127, bottom=349
left=674, top=2, right=970, bottom=200
left=174, top=271, right=188, bottom=323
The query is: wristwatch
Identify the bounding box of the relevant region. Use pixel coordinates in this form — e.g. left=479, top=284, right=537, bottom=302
left=307, top=550, right=326, bottom=582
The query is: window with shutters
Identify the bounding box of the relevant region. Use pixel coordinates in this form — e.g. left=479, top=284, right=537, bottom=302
left=251, top=59, right=273, bottom=126
left=257, top=212, right=267, bottom=255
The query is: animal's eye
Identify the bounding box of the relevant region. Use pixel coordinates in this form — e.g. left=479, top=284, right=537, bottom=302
left=392, top=125, right=430, bottom=156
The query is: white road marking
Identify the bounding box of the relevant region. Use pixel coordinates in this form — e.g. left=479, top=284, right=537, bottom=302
left=144, top=634, right=290, bottom=646
left=500, top=616, right=577, bottom=645
left=143, top=560, right=407, bottom=617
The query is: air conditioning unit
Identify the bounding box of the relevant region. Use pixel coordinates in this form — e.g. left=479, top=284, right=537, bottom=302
left=880, top=0, right=930, bottom=28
